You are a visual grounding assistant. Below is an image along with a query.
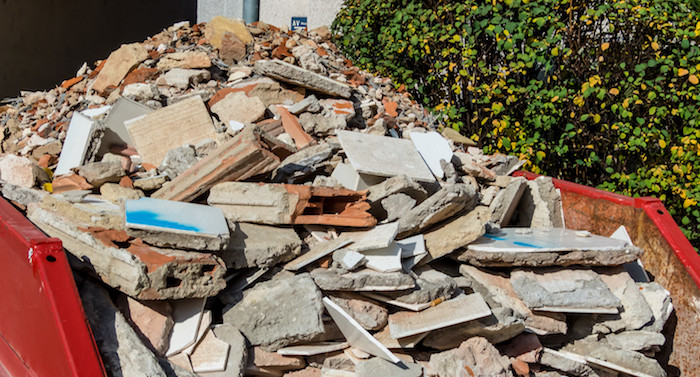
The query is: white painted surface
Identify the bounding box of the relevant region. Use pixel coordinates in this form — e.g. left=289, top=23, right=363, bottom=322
left=54, top=113, right=95, bottom=176
left=259, top=0, right=344, bottom=30
left=361, top=242, right=402, bottom=273
left=322, top=297, right=401, bottom=363
left=409, top=131, right=453, bottom=179
left=125, top=197, right=229, bottom=237
left=469, top=228, right=633, bottom=253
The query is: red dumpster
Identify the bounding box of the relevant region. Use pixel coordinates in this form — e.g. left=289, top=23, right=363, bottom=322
left=0, top=172, right=698, bottom=375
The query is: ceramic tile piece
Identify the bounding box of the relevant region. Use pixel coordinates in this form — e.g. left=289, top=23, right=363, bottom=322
left=55, top=113, right=99, bottom=176
left=361, top=293, right=431, bottom=312
left=373, top=326, right=427, bottom=349
left=409, top=131, right=453, bottom=179
left=468, top=228, right=634, bottom=253
left=190, top=329, right=230, bottom=373
left=336, top=130, right=435, bottom=183
left=322, top=297, right=401, bottom=364
left=285, top=238, right=353, bottom=271
left=360, top=242, right=402, bottom=273
left=277, top=342, right=350, bottom=356
left=125, top=197, right=229, bottom=238
left=340, top=223, right=399, bottom=253
left=167, top=298, right=206, bottom=357
left=388, top=293, right=491, bottom=339
left=331, top=163, right=385, bottom=191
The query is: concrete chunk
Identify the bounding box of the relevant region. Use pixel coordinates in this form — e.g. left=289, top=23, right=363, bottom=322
left=427, top=337, right=513, bottom=377
left=510, top=268, right=621, bottom=313
left=211, top=92, right=266, bottom=125
left=255, top=59, right=351, bottom=98
left=515, top=177, right=565, bottom=228
left=125, top=198, right=230, bottom=250
left=311, top=268, right=415, bottom=292
left=223, top=222, right=302, bottom=269
left=459, top=228, right=644, bottom=267
left=223, top=273, right=325, bottom=351
left=424, top=205, right=489, bottom=261
left=489, top=177, right=527, bottom=226
left=605, top=331, right=666, bottom=352
left=329, top=293, right=388, bottom=331
left=563, top=339, right=667, bottom=377
left=539, top=348, right=599, bottom=377
left=77, top=160, right=125, bottom=187
left=460, top=265, right=568, bottom=335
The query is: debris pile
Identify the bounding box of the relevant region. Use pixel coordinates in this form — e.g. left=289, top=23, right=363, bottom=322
left=0, top=18, right=673, bottom=377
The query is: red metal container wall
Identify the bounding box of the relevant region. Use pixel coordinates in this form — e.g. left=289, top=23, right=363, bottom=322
left=0, top=198, right=105, bottom=377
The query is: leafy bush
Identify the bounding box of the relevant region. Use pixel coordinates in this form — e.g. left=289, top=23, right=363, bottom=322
left=333, top=0, right=700, bottom=247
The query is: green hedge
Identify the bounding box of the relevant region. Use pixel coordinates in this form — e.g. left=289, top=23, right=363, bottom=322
left=333, top=0, right=700, bottom=248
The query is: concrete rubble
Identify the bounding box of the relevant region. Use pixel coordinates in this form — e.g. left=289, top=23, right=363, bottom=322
left=0, top=17, right=675, bottom=377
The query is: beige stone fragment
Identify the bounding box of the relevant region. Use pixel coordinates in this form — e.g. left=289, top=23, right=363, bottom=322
left=93, top=43, right=148, bottom=94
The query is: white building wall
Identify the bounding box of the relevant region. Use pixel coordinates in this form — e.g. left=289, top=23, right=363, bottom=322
left=197, top=0, right=344, bottom=30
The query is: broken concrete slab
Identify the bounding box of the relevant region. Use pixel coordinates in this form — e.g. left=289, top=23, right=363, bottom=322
left=97, top=97, right=152, bottom=158
left=117, top=296, right=174, bottom=356
left=55, top=112, right=103, bottom=176
left=211, top=92, right=266, bottom=125
left=328, top=293, right=388, bottom=331
left=80, top=281, right=168, bottom=377
left=592, top=268, right=655, bottom=333
left=125, top=95, right=216, bottom=166
left=409, top=131, right=453, bottom=179
left=423, top=205, right=489, bottom=261
left=223, top=273, right=325, bottom=351
left=0, top=182, right=48, bottom=206
left=515, top=177, right=565, bottom=228
left=93, top=43, right=149, bottom=95
left=459, top=228, right=644, bottom=267
left=639, top=282, right=673, bottom=333
left=34, top=194, right=124, bottom=230
left=27, top=204, right=227, bottom=300
left=272, top=142, right=334, bottom=183
left=277, top=342, right=350, bottom=356
left=125, top=197, right=230, bottom=250
left=427, top=337, right=513, bottom=377
left=489, top=177, right=527, bottom=226
left=322, top=297, right=401, bottom=364
left=604, top=331, right=666, bottom=352
left=289, top=94, right=321, bottom=115
left=355, top=357, right=422, bottom=377
left=157, top=68, right=211, bottom=89
left=380, top=267, right=459, bottom=306
left=336, top=130, right=435, bottom=183
left=166, top=298, right=206, bottom=357
left=563, top=339, right=667, bottom=377
left=459, top=265, right=568, bottom=335
left=422, top=306, right=526, bottom=350
left=366, top=174, right=428, bottom=205
left=331, top=163, right=385, bottom=192
left=380, top=194, right=416, bottom=222
left=208, top=182, right=376, bottom=227
left=311, top=268, right=415, bottom=292
left=510, top=268, right=621, bottom=314
left=160, top=145, right=198, bottom=179
left=299, top=112, right=347, bottom=137
left=388, top=293, right=491, bottom=339
left=152, top=125, right=289, bottom=202
left=397, top=183, right=478, bottom=237
left=190, top=329, right=231, bottom=373
left=224, top=222, right=302, bottom=269
left=255, top=59, right=351, bottom=98
left=285, top=237, right=352, bottom=271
